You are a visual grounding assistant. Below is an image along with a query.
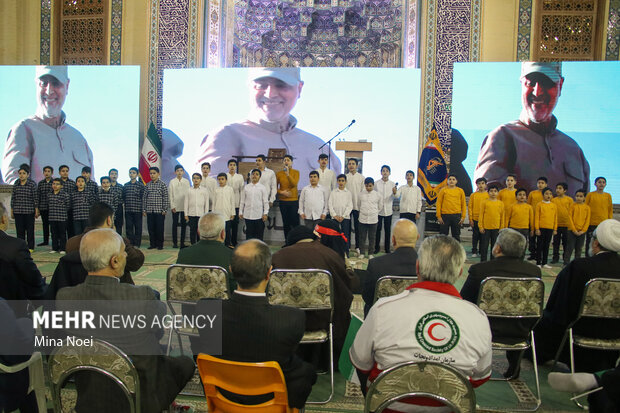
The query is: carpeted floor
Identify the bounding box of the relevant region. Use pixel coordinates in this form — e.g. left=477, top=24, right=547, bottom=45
left=22, top=224, right=586, bottom=412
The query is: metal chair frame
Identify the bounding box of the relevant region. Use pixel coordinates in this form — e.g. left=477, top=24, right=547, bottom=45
left=267, top=268, right=335, bottom=404
left=165, top=264, right=230, bottom=356
left=552, top=277, right=620, bottom=410
left=0, top=352, right=47, bottom=413
left=372, top=275, right=418, bottom=304
left=477, top=276, right=545, bottom=412
left=364, top=361, right=476, bottom=413
left=48, top=339, right=140, bottom=413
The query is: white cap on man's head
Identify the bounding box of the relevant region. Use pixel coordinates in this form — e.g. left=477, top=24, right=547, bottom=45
left=248, top=67, right=301, bottom=86
left=521, top=62, right=562, bottom=83
left=35, top=65, right=69, bottom=84
left=595, top=219, right=620, bottom=252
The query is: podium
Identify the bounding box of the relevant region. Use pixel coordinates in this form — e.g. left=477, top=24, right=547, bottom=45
left=335, top=141, right=372, bottom=172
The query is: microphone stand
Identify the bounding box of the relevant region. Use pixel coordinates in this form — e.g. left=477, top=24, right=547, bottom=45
left=319, top=120, right=355, bottom=169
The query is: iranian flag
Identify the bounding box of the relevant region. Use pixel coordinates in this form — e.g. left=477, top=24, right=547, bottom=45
left=139, top=122, right=161, bottom=184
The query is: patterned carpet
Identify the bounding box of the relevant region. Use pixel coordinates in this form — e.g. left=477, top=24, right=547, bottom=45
left=22, top=226, right=585, bottom=412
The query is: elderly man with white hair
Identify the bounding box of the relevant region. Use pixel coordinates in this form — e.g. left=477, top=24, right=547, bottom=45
left=2, top=66, right=94, bottom=184
left=56, top=228, right=195, bottom=413
left=533, top=218, right=620, bottom=372
left=350, top=235, right=492, bottom=410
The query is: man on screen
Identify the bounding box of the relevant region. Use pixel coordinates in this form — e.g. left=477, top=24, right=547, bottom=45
left=196, top=67, right=341, bottom=186
left=2, top=66, right=94, bottom=184
left=474, top=62, right=589, bottom=194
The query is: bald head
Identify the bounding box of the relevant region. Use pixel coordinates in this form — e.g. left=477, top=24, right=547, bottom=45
left=80, top=228, right=126, bottom=276
left=230, top=239, right=272, bottom=290
left=392, top=219, right=419, bottom=248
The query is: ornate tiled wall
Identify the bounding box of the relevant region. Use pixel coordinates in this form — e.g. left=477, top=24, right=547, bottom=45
left=40, top=0, right=52, bottom=64
left=422, top=0, right=481, bottom=153
left=607, top=0, right=620, bottom=60
left=517, top=0, right=532, bottom=61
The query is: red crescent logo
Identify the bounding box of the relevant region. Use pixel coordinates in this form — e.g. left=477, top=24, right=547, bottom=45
left=427, top=322, right=446, bottom=342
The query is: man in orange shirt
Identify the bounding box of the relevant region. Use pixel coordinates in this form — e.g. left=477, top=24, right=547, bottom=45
left=276, top=154, right=300, bottom=240
left=479, top=184, right=505, bottom=262
left=566, top=189, right=590, bottom=261
left=585, top=176, right=613, bottom=256
left=551, top=182, right=573, bottom=265
left=498, top=174, right=518, bottom=214
left=436, top=174, right=466, bottom=241
left=468, top=177, right=489, bottom=258
left=527, top=177, right=549, bottom=260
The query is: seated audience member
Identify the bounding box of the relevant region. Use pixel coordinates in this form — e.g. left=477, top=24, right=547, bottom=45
left=0, top=298, right=37, bottom=413
left=0, top=202, right=46, bottom=306
left=56, top=229, right=195, bottom=413
left=533, top=219, right=620, bottom=372
left=47, top=202, right=144, bottom=299
left=314, top=219, right=349, bottom=258
left=460, top=228, right=541, bottom=378
left=176, top=212, right=235, bottom=292
left=362, top=218, right=419, bottom=317
left=272, top=225, right=354, bottom=367
left=195, top=240, right=317, bottom=409
left=350, top=235, right=492, bottom=407
left=549, top=367, right=620, bottom=413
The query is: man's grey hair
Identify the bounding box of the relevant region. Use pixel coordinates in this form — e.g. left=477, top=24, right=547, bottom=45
left=495, top=228, right=527, bottom=258
left=418, top=235, right=466, bottom=284
left=80, top=228, right=123, bottom=272
left=199, top=213, right=225, bottom=240
left=231, top=239, right=272, bottom=289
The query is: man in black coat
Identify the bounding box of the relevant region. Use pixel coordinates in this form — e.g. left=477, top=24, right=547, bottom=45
left=363, top=218, right=419, bottom=316
left=461, top=228, right=541, bottom=378
left=0, top=202, right=46, bottom=305
left=534, top=219, right=620, bottom=372
left=56, top=229, right=195, bottom=412
left=196, top=239, right=317, bottom=409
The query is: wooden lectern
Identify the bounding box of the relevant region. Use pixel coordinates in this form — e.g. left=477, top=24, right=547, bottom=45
left=335, top=140, right=372, bottom=172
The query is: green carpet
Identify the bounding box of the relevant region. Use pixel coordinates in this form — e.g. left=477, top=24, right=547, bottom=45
left=20, top=226, right=586, bottom=412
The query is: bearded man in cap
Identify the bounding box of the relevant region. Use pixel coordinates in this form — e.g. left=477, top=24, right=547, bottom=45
left=533, top=219, right=620, bottom=372
left=197, top=67, right=340, bottom=187
left=474, top=61, right=589, bottom=193
left=2, top=66, right=94, bottom=184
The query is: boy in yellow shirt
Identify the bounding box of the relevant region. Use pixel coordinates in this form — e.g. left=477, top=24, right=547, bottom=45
left=507, top=188, right=534, bottom=241
left=527, top=176, right=549, bottom=260
left=551, top=182, right=573, bottom=265
left=585, top=176, right=613, bottom=256
left=468, top=177, right=488, bottom=257
left=566, top=189, right=591, bottom=261
left=436, top=174, right=466, bottom=241
left=535, top=187, right=558, bottom=268
left=479, top=183, right=505, bottom=262
left=498, top=174, right=517, bottom=215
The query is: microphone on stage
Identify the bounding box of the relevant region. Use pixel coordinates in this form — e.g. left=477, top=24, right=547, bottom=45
left=348, top=119, right=356, bottom=127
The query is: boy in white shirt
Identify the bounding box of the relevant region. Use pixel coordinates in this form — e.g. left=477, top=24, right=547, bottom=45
left=316, top=153, right=336, bottom=192
left=184, top=173, right=209, bottom=244
left=213, top=173, right=236, bottom=246
left=169, top=164, right=190, bottom=248
left=200, top=162, right=217, bottom=209
left=226, top=158, right=244, bottom=246
left=329, top=174, right=353, bottom=251
left=346, top=158, right=365, bottom=252
left=299, top=170, right=327, bottom=230
left=256, top=154, right=277, bottom=206
left=358, top=177, right=382, bottom=258
left=394, top=170, right=423, bottom=223
left=240, top=169, right=269, bottom=240
left=374, top=165, right=395, bottom=254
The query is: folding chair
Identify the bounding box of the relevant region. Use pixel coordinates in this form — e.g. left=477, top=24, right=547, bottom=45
left=373, top=275, right=417, bottom=304
left=0, top=352, right=47, bottom=413
left=165, top=264, right=230, bottom=355
left=196, top=353, right=301, bottom=413
left=364, top=361, right=476, bottom=413
left=267, top=269, right=334, bottom=404
left=552, top=278, right=620, bottom=409
left=477, top=276, right=544, bottom=411
left=48, top=339, right=140, bottom=413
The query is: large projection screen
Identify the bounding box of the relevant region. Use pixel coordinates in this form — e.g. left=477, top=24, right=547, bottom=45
left=0, top=66, right=140, bottom=185
left=452, top=61, right=620, bottom=200
left=162, top=68, right=421, bottom=188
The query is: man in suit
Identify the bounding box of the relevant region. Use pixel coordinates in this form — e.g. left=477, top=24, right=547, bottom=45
left=176, top=212, right=234, bottom=292
left=533, top=219, right=620, bottom=372
left=460, top=228, right=541, bottom=378
left=0, top=202, right=46, bottom=304
left=362, top=218, right=419, bottom=316
left=56, top=229, right=195, bottom=412
left=196, top=239, right=317, bottom=409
